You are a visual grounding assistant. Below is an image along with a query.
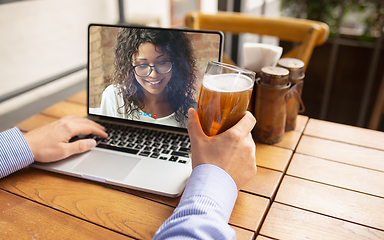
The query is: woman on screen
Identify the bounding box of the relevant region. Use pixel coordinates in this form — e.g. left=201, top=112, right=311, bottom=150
left=99, top=28, right=197, bottom=127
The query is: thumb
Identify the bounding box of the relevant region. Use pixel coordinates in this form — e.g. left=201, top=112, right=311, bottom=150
left=65, top=139, right=97, bottom=157
left=187, top=108, right=206, bottom=140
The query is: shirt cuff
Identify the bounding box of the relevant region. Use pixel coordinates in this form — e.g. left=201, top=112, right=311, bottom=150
left=180, top=164, right=238, bottom=222
left=0, top=127, right=34, bottom=178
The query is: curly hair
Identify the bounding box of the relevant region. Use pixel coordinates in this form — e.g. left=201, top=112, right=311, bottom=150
left=112, top=28, right=197, bottom=126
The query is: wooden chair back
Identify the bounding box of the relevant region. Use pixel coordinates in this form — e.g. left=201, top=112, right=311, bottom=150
left=185, top=11, right=330, bottom=72
left=369, top=73, right=384, bottom=130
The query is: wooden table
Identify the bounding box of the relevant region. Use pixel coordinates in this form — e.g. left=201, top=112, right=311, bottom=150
left=1, top=90, right=383, bottom=239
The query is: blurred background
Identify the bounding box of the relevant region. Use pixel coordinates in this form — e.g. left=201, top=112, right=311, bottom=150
left=0, top=0, right=383, bottom=132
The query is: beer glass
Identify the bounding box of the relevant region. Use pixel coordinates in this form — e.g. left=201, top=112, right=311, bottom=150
left=197, top=61, right=256, bottom=136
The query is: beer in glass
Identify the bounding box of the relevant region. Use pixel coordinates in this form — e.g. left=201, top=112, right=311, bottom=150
left=197, top=61, right=255, bottom=136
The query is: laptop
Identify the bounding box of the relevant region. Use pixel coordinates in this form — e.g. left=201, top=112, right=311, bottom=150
left=32, top=24, right=223, bottom=197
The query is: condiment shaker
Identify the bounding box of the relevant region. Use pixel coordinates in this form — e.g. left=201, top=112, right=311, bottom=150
left=253, top=66, right=290, bottom=144
left=277, top=58, right=305, bottom=131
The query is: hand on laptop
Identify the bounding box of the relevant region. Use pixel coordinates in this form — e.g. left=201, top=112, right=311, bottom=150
left=24, top=115, right=108, bottom=163
left=187, top=108, right=257, bottom=190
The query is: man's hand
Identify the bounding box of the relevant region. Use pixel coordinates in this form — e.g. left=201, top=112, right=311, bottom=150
left=24, top=115, right=108, bottom=163
left=187, top=108, right=257, bottom=190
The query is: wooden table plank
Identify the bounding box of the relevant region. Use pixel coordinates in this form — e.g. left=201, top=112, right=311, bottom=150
left=256, top=236, right=275, bottom=240
left=256, top=143, right=293, bottom=172
left=241, top=167, right=283, bottom=199
left=42, top=101, right=88, bottom=118
left=288, top=153, right=384, bottom=198
left=230, top=193, right=269, bottom=232
left=275, top=176, right=384, bottom=230
left=296, top=135, right=384, bottom=172
left=260, top=202, right=384, bottom=240
left=294, top=115, right=309, bottom=132
left=0, top=189, right=132, bottom=239
left=233, top=226, right=255, bottom=240
left=256, top=116, right=308, bottom=150
left=0, top=168, right=268, bottom=239
left=16, top=114, right=59, bottom=132
left=304, top=119, right=384, bottom=151
left=273, top=130, right=302, bottom=150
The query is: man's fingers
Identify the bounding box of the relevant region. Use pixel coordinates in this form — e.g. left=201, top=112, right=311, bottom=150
left=74, top=123, right=108, bottom=138
left=63, top=120, right=107, bottom=139
left=187, top=108, right=206, bottom=141
left=187, top=109, right=256, bottom=140
left=231, top=111, right=256, bottom=136
left=64, top=139, right=97, bottom=157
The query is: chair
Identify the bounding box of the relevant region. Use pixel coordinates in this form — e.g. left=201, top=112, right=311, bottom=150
left=368, top=73, right=384, bottom=130
left=185, top=11, right=329, bottom=72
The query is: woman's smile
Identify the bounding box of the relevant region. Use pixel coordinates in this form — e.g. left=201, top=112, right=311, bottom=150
left=144, top=78, right=163, bottom=86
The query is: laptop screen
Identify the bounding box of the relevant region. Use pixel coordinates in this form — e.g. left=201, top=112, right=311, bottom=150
left=88, top=24, right=223, bottom=130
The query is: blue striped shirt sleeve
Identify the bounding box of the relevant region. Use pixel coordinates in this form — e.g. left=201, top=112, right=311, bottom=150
left=153, top=164, right=238, bottom=240
left=0, top=127, right=34, bottom=179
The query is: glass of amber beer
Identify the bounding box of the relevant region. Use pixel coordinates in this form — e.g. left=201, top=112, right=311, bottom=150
left=197, top=61, right=256, bottom=136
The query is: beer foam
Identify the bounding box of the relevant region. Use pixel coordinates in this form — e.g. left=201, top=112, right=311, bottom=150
left=203, top=73, right=253, bottom=92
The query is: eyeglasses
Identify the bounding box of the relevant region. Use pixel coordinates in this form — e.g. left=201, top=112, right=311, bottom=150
left=133, top=61, right=173, bottom=77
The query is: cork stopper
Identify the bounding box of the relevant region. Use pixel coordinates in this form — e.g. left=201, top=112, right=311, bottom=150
left=277, top=58, right=305, bottom=80
left=260, top=66, right=290, bottom=86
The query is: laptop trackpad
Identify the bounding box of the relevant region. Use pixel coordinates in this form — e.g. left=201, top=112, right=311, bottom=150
left=72, top=151, right=140, bottom=181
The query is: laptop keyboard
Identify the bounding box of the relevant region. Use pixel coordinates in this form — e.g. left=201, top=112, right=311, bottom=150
left=87, top=122, right=191, bottom=164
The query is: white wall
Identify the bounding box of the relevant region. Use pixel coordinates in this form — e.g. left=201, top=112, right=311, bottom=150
left=0, top=0, right=119, bottom=97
